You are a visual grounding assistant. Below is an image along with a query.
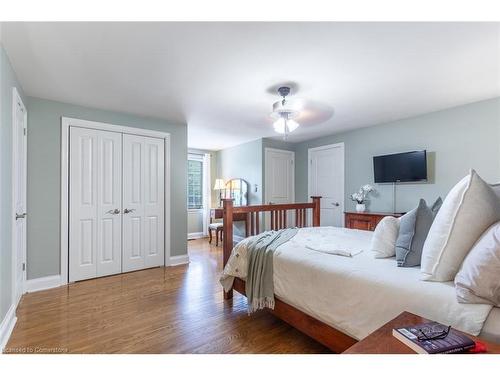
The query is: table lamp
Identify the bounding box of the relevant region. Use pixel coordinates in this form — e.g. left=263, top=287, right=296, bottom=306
left=213, top=178, right=225, bottom=207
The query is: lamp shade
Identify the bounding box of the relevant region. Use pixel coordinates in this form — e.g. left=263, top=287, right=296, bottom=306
left=213, top=178, right=225, bottom=190
left=273, top=118, right=299, bottom=134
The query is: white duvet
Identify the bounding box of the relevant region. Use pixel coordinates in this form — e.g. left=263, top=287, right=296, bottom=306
left=222, top=226, right=494, bottom=340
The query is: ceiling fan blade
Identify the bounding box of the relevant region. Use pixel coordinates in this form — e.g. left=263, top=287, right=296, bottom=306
left=295, top=100, right=335, bottom=126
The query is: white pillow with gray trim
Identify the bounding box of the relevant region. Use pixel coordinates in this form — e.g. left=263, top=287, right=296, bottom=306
left=370, top=216, right=400, bottom=258
left=455, top=221, right=500, bottom=306
left=421, top=169, right=500, bottom=281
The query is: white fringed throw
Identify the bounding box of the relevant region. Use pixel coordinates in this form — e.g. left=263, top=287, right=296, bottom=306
left=245, top=228, right=298, bottom=314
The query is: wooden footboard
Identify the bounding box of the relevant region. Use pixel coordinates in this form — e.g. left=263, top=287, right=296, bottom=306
left=221, top=196, right=358, bottom=352
left=222, top=196, right=322, bottom=285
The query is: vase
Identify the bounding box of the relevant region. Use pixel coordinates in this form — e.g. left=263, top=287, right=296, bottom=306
left=356, top=203, right=366, bottom=213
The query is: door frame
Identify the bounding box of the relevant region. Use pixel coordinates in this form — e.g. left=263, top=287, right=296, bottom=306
left=307, top=142, right=345, bottom=226
left=264, top=147, right=295, bottom=205
left=11, top=87, right=28, bottom=304
left=60, top=117, right=171, bottom=285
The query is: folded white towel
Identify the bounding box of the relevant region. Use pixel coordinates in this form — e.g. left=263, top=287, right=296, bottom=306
left=305, top=245, right=363, bottom=257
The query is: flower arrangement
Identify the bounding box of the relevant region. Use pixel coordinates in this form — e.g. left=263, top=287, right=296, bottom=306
left=350, top=184, right=374, bottom=204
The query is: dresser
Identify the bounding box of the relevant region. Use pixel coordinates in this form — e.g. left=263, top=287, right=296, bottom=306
left=344, top=211, right=403, bottom=231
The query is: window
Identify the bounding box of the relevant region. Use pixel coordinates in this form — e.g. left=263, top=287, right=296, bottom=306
left=187, top=158, right=203, bottom=209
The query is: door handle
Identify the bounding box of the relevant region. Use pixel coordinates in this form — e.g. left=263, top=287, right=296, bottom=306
left=106, top=209, right=121, bottom=215
left=332, top=202, right=340, bottom=207
left=123, top=208, right=136, bottom=214
left=15, top=212, right=27, bottom=220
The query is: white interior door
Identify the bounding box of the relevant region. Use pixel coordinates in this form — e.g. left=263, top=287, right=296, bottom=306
left=69, top=127, right=122, bottom=282
left=122, top=134, right=164, bottom=272
left=264, top=148, right=295, bottom=228
left=12, top=89, right=27, bottom=304
left=265, top=148, right=294, bottom=204
left=308, top=143, right=345, bottom=227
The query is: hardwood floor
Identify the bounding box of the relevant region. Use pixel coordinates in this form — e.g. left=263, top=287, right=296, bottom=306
left=5, top=239, right=329, bottom=354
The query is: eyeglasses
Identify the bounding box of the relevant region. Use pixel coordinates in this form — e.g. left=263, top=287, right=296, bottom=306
left=417, top=325, right=451, bottom=341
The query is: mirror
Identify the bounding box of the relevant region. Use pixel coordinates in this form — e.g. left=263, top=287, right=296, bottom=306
left=223, top=178, right=249, bottom=206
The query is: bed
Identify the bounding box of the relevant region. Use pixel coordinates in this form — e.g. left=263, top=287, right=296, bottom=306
left=220, top=198, right=500, bottom=352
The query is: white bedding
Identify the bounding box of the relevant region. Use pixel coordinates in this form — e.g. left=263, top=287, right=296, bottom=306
left=222, top=226, right=497, bottom=341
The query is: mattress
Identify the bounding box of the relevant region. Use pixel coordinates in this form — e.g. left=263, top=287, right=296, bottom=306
left=222, top=226, right=500, bottom=342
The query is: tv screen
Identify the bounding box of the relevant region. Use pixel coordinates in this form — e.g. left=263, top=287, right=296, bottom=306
left=373, top=150, right=427, bottom=183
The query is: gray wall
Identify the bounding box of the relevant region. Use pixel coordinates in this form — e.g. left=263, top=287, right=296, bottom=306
left=26, top=97, right=188, bottom=280
left=216, top=139, right=263, bottom=205
left=295, top=97, right=500, bottom=213
left=262, top=138, right=296, bottom=153
left=187, top=211, right=204, bottom=234
left=216, top=139, right=263, bottom=237
left=0, top=44, right=26, bottom=322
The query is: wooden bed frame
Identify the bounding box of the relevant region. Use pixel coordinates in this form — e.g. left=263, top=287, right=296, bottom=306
left=222, top=197, right=358, bottom=353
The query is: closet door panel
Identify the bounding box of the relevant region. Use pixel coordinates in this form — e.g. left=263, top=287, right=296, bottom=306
left=122, top=134, right=165, bottom=272
left=70, top=128, right=123, bottom=281
left=69, top=127, right=98, bottom=282
left=122, top=135, right=146, bottom=272
left=96, top=131, right=122, bottom=277
left=144, top=138, right=164, bottom=267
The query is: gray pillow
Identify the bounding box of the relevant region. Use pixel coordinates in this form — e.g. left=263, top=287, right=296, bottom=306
left=395, top=198, right=442, bottom=267
left=491, top=183, right=500, bottom=201
left=455, top=221, right=500, bottom=306
left=431, top=197, right=443, bottom=213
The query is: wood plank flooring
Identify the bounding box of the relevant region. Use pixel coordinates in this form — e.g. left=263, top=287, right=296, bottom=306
left=5, top=239, right=329, bottom=354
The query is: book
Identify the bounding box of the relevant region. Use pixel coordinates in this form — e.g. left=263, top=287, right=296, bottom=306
left=392, top=322, right=476, bottom=354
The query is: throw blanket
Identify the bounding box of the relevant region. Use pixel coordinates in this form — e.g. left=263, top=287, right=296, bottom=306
left=245, top=228, right=299, bottom=313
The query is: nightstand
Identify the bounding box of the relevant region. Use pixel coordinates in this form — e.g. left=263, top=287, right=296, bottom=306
left=343, top=311, right=500, bottom=354
left=344, top=211, right=403, bottom=231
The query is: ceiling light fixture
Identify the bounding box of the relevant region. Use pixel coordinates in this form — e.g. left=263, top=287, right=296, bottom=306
left=270, top=86, right=300, bottom=139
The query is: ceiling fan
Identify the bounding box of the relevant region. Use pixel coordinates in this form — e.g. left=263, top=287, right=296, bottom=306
left=269, top=85, right=334, bottom=139
left=270, top=86, right=301, bottom=139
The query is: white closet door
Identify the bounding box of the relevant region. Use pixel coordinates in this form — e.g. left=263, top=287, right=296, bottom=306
left=96, top=131, right=123, bottom=277
left=122, top=134, right=165, bottom=272
left=69, top=127, right=122, bottom=282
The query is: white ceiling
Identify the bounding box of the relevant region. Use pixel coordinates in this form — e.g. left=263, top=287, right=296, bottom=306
left=2, top=22, right=499, bottom=150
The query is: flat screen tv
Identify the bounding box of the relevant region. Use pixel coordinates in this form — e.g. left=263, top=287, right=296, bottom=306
left=373, top=150, right=427, bottom=183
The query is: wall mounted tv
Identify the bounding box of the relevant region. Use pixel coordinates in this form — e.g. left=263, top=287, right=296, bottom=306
left=373, top=150, right=427, bottom=183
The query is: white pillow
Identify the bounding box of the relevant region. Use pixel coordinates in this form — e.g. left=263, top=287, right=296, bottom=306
left=455, top=221, right=500, bottom=306
left=370, top=216, right=400, bottom=258
left=421, top=169, right=500, bottom=281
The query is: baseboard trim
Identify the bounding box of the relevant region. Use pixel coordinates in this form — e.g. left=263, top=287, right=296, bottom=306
left=0, top=304, right=17, bottom=353
left=169, top=254, right=190, bottom=266
left=188, top=232, right=206, bottom=240
left=25, top=275, right=62, bottom=293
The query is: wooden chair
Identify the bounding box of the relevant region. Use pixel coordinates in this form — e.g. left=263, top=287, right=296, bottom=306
left=208, top=222, right=223, bottom=246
